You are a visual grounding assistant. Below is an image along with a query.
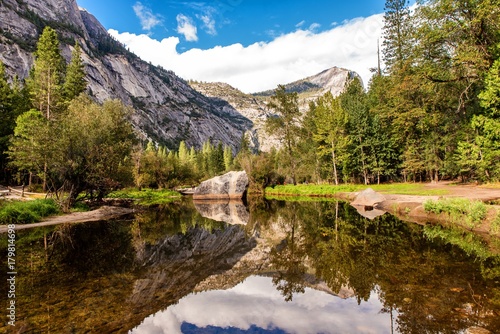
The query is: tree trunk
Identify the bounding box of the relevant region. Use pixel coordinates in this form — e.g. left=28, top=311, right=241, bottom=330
left=359, top=137, right=368, bottom=185
left=331, top=141, right=338, bottom=185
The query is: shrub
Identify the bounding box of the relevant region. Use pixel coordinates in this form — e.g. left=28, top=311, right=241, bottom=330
left=0, top=199, right=60, bottom=224
left=424, top=198, right=487, bottom=229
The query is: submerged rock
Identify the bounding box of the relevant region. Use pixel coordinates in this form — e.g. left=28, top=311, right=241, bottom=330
left=194, top=171, right=248, bottom=200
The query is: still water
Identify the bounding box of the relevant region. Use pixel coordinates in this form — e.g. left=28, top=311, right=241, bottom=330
left=1, top=198, right=499, bottom=333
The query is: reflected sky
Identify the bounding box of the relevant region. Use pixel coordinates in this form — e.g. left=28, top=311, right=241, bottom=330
left=131, top=275, right=395, bottom=334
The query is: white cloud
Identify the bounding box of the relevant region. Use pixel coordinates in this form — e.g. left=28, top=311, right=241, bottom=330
left=200, top=14, right=217, bottom=35
left=133, top=2, right=161, bottom=31
left=176, top=14, right=198, bottom=42
left=308, top=23, right=321, bottom=31
left=296, top=20, right=306, bottom=28
left=109, top=13, right=384, bottom=93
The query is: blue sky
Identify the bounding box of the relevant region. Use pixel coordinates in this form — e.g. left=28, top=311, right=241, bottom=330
left=76, top=0, right=395, bottom=93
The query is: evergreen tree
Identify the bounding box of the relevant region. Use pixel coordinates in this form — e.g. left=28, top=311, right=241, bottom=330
left=382, top=0, right=412, bottom=73
left=340, top=78, right=372, bottom=184
left=265, top=85, right=301, bottom=185
left=223, top=145, right=233, bottom=171
left=178, top=140, right=189, bottom=166
left=26, top=26, right=65, bottom=119
left=63, top=42, right=87, bottom=101
left=0, top=62, right=16, bottom=181
left=311, top=92, right=348, bottom=185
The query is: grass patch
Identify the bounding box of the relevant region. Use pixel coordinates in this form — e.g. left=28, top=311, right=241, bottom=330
left=492, top=210, right=500, bottom=234
left=423, top=225, right=493, bottom=260
left=423, top=198, right=487, bottom=230
left=480, top=182, right=500, bottom=189
left=265, top=194, right=341, bottom=202
left=0, top=199, right=60, bottom=224
left=107, top=188, right=181, bottom=205
left=265, top=183, right=449, bottom=197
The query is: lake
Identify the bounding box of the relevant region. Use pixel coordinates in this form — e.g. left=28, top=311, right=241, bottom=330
left=1, top=198, right=499, bottom=333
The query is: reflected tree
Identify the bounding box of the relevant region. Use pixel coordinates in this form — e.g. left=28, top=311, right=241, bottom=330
left=269, top=202, right=308, bottom=301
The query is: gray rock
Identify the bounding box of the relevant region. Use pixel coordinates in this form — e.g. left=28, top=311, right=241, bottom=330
left=193, top=171, right=248, bottom=200
left=351, top=188, right=386, bottom=207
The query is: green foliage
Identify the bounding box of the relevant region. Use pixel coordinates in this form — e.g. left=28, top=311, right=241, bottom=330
left=26, top=26, right=65, bottom=119
left=424, top=198, right=487, bottom=229
left=265, top=183, right=450, bottom=197
left=382, top=0, right=413, bottom=73
left=9, top=96, right=135, bottom=209
left=492, top=211, right=500, bottom=234
left=0, top=199, right=59, bottom=224
left=132, top=139, right=236, bottom=190
left=107, top=188, right=181, bottom=205
left=423, top=225, right=493, bottom=260
left=265, top=85, right=301, bottom=185
left=63, top=42, right=87, bottom=101
left=0, top=62, right=27, bottom=182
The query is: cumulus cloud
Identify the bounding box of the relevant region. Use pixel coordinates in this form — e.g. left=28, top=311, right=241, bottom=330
left=109, top=13, right=384, bottom=93
left=176, top=14, right=198, bottom=42
left=133, top=2, right=162, bottom=31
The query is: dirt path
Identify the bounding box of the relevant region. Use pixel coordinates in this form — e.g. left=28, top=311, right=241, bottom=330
left=423, top=181, right=500, bottom=201
left=0, top=206, right=134, bottom=233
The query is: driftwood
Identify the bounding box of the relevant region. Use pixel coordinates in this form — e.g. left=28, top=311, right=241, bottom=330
left=0, top=206, right=134, bottom=233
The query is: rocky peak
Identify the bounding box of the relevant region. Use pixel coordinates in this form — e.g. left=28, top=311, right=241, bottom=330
left=189, top=67, right=359, bottom=151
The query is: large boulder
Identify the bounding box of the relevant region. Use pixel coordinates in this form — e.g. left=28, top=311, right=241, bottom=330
left=193, top=171, right=248, bottom=200
left=351, top=188, right=386, bottom=207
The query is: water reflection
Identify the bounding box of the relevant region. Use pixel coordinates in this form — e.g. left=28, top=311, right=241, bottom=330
left=193, top=200, right=250, bottom=225
left=1, top=199, right=499, bottom=333
left=131, top=275, right=395, bottom=334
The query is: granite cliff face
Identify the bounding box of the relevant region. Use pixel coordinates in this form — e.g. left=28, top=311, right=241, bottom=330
left=0, top=0, right=252, bottom=150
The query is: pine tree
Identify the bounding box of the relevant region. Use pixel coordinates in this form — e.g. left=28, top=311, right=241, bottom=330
left=223, top=145, right=233, bottom=171
left=0, top=62, right=17, bottom=181
left=265, top=85, right=301, bottom=185
left=382, top=0, right=412, bottom=73
left=63, top=42, right=86, bottom=101
left=178, top=140, right=189, bottom=165
left=26, top=26, right=65, bottom=119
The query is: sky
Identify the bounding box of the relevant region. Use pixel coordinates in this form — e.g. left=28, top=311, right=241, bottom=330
left=76, top=0, right=391, bottom=93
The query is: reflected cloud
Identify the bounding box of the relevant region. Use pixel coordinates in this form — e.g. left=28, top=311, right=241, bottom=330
left=131, top=276, right=393, bottom=334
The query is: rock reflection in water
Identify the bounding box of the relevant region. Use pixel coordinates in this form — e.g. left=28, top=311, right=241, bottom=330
left=193, top=199, right=250, bottom=225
